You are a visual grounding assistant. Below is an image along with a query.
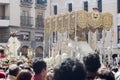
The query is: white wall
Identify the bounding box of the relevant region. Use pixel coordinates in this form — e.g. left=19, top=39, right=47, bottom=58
left=0, top=20, right=9, bottom=26
left=0, top=0, right=10, bottom=4
left=31, top=0, right=35, bottom=28
left=9, top=0, right=20, bottom=26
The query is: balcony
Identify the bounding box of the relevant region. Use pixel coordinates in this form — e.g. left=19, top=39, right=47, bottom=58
left=35, top=0, right=47, bottom=10
left=20, top=0, right=33, bottom=8
left=0, top=16, right=9, bottom=26
left=20, top=16, right=33, bottom=27
left=0, top=0, right=10, bottom=4
left=35, top=18, right=44, bottom=29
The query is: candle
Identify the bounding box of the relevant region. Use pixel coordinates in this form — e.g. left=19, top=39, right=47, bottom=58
left=20, top=52, right=22, bottom=56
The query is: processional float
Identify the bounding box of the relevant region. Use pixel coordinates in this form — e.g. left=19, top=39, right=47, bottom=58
left=44, top=8, right=113, bottom=67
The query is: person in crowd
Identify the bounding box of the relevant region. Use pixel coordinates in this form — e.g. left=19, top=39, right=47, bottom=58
left=24, top=66, right=33, bottom=74
left=115, top=71, right=120, bottom=80
left=111, top=66, right=118, bottom=74
left=17, top=70, right=32, bottom=80
left=10, top=59, right=17, bottom=64
left=83, top=53, right=101, bottom=79
left=118, top=59, right=120, bottom=71
left=31, top=59, right=47, bottom=80
left=17, top=60, right=23, bottom=66
left=46, top=71, right=53, bottom=80
left=7, top=64, right=19, bottom=80
left=99, top=69, right=115, bottom=80
left=115, top=60, right=120, bottom=80
left=0, top=68, right=6, bottom=79
left=53, top=58, right=86, bottom=80
left=105, top=62, right=109, bottom=68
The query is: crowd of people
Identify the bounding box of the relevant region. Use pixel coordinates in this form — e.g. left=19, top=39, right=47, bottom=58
left=0, top=53, right=120, bottom=80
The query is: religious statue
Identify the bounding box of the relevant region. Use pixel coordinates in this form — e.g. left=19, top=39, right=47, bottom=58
left=7, top=32, right=21, bottom=58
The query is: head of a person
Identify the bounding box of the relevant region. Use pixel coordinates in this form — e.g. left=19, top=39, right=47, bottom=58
left=46, top=72, right=53, bottom=80
left=99, top=69, right=115, bottom=80
left=0, top=70, right=6, bottom=79
left=32, top=59, right=47, bottom=77
left=111, top=67, right=118, bottom=73
left=10, top=58, right=17, bottom=64
left=17, top=70, right=32, bottom=80
left=24, top=66, right=33, bottom=74
left=17, top=60, right=23, bottom=66
left=83, top=53, right=101, bottom=73
left=53, top=58, right=86, bottom=80
left=9, top=64, right=19, bottom=76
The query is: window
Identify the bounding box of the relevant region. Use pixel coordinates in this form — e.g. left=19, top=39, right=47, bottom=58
left=117, top=0, right=120, bottom=13
left=17, top=31, right=30, bottom=41
left=21, top=10, right=29, bottom=16
left=35, top=32, right=44, bottom=42
left=21, top=10, right=33, bottom=26
left=21, top=0, right=32, bottom=3
left=36, top=0, right=47, bottom=4
left=54, top=5, right=57, bottom=15
left=98, top=0, right=102, bottom=12
left=68, top=3, right=72, bottom=12
left=84, top=1, right=88, bottom=11
left=118, top=26, right=120, bottom=43
left=36, top=13, right=44, bottom=28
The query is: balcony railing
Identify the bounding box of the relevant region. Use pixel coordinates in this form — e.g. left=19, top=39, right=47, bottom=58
left=0, top=16, right=9, bottom=20
left=20, top=16, right=33, bottom=27
left=35, top=18, right=44, bottom=29
left=20, top=0, right=33, bottom=7
left=35, top=0, right=47, bottom=10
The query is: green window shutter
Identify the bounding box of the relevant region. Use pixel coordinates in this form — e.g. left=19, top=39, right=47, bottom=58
left=39, top=0, right=47, bottom=4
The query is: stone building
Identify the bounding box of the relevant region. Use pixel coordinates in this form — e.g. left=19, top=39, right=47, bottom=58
left=0, top=0, right=47, bottom=58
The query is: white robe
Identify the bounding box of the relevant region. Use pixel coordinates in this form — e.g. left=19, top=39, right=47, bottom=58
left=7, top=37, right=21, bottom=57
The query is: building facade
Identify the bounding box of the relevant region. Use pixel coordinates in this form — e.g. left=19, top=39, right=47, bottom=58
left=1, top=0, right=120, bottom=59
left=44, top=0, right=120, bottom=58
left=0, top=0, right=47, bottom=57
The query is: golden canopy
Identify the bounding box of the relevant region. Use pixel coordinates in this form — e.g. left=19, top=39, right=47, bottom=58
left=44, top=9, right=113, bottom=37
left=51, top=16, right=57, bottom=32
left=103, top=13, right=113, bottom=31
left=77, top=10, right=88, bottom=29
